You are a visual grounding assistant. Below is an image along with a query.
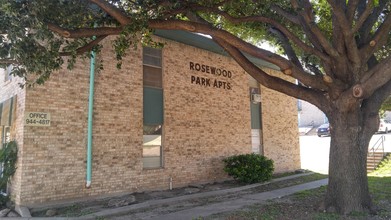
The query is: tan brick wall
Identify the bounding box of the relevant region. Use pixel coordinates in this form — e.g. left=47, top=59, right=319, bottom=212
left=260, top=69, right=301, bottom=173
left=5, top=35, right=299, bottom=205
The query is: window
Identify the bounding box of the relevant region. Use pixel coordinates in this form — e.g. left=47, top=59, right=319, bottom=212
left=249, top=75, right=263, bottom=155
left=0, top=97, right=14, bottom=127
left=143, top=125, right=162, bottom=168
left=0, top=96, right=15, bottom=194
left=142, top=47, right=163, bottom=169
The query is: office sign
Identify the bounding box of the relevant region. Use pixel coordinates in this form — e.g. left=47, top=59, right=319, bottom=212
left=25, top=112, right=51, bottom=126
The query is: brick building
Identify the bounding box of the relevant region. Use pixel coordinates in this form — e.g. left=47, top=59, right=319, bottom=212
left=0, top=30, right=300, bottom=206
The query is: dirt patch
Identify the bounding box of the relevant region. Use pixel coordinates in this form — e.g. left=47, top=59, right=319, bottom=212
left=30, top=180, right=246, bottom=217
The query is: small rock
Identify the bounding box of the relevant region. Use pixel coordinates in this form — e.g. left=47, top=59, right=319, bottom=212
left=107, top=199, right=127, bottom=207
left=45, top=209, right=57, bottom=217
left=7, top=211, right=20, bottom=217
left=295, top=169, right=307, bottom=174
left=184, top=188, right=201, bottom=194
left=0, top=208, right=11, bottom=217
left=107, top=196, right=136, bottom=207
left=205, top=185, right=221, bottom=191
left=189, top=184, right=204, bottom=189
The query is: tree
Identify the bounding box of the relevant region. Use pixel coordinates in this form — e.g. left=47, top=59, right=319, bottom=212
left=1, top=0, right=391, bottom=215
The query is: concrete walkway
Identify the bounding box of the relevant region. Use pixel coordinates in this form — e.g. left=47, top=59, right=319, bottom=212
left=146, top=179, right=328, bottom=220
left=87, top=175, right=328, bottom=220
left=6, top=174, right=328, bottom=220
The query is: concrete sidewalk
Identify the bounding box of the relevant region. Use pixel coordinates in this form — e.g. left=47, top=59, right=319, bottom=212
left=6, top=174, right=328, bottom=220
left=146, top=179, right=328, bottom=220
left=84, top=173, right=328, bottom=220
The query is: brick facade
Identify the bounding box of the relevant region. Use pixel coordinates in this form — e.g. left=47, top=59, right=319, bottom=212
left=0, top=34, right=300, bottom=206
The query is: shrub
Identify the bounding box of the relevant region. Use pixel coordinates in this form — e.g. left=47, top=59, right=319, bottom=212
left=0, top=141, right=18, bottom=207
left=223, top=153, right=274, bottom=184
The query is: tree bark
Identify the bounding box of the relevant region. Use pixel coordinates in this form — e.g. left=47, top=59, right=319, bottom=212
left=325, top=107, right=375, bottom=214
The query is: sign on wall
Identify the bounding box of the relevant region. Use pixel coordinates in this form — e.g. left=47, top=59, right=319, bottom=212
left=189, top=61, right=233, bottom=90
left=25, top=112, right=51, bottom=126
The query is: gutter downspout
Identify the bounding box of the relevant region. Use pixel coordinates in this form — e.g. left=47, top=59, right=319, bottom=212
left=86, top=40, right=96, bottom=188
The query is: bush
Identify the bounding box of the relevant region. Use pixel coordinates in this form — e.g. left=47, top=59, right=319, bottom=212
left=0, top=141, right=18, bottom=208
left=223, top=153, right=274, bottom=184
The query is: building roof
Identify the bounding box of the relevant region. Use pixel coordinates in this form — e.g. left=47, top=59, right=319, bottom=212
left=154, top=30, right=280, bottom=71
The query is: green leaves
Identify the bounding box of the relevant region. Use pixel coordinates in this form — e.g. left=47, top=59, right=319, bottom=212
left=223, top=153, right=274, bottom=184
left=0, top=0, right=101, bottom=85
left=0, top=141, right=18, bottom=192
left=381, top=96, right=391, bottom=111
left=0, top=0, right=390, bottom=86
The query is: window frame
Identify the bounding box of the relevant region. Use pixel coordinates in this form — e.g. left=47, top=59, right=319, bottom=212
left=142, top=47, right=164, bottom=169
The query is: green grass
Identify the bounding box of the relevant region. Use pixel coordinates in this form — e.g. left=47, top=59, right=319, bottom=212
left=207, top=157, right=391, bottom=220
left=370, top=154, right=391, bottom=177
left=368, top=154, right=391, bottom=211
left=295, top=173, right=327, bottom=182
left=272, top=171, right=299, bottom=178
left=313, top=212, right=340, bottom=220
left=292, top=185, right=326, bottom=200
left=205, top=202, right=281, bottom=220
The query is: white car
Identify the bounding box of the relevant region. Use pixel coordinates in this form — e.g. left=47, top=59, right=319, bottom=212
left=378, top=119, right=391, bottom=133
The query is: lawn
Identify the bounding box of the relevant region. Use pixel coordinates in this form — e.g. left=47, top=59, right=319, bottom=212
left=208, top=155, right=391, bottom=220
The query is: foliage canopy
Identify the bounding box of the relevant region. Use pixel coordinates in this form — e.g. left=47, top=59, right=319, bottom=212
left=1, top=0, right=391, bottom=215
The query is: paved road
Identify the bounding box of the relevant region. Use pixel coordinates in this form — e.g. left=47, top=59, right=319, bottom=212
left=300, top=133, right=391, bottom=174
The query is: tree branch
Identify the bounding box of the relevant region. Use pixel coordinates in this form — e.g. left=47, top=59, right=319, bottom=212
left=269, top=27, right=302, bottom=70
left=366, top=80, right=391, bottom=112
left=270, top=4, right=300, bottom=25
left=361, top=79, right=391, bottom=136
left=47, top=16, right=327, bottom=92
left=358, top=55, right=391, bottom=98
left=87, top=0, right=131, bottom=25
left=352, top=0, right=374, bottom=33
left=188, top=5, right=330, bottom=63
left=47, top=23, right=121, bottom=38
left=187, top=11, right=330, bottom=92
left=269, top=28, right=329, bottom=90
left=59, top=35, right=107, bottom=56
left=290, top=0, right=339, bottom=58
left=347, top=0, right=360, bottom=23
left=150, top=19, right=329, bottom=91
left=0, top=59, right=18, bottom=65
left=360, top=13, right=391, bottom=63
left=213, top=36, right=328, bottom=111
left=357, top=0, right=389, bottom=44
left=327, top=0, right=361, bottom=70
left=305, top=62, right=323, bottom=77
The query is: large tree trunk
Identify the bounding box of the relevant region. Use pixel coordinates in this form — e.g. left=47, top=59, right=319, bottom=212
left=325, top=107, right=377, bottom=214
